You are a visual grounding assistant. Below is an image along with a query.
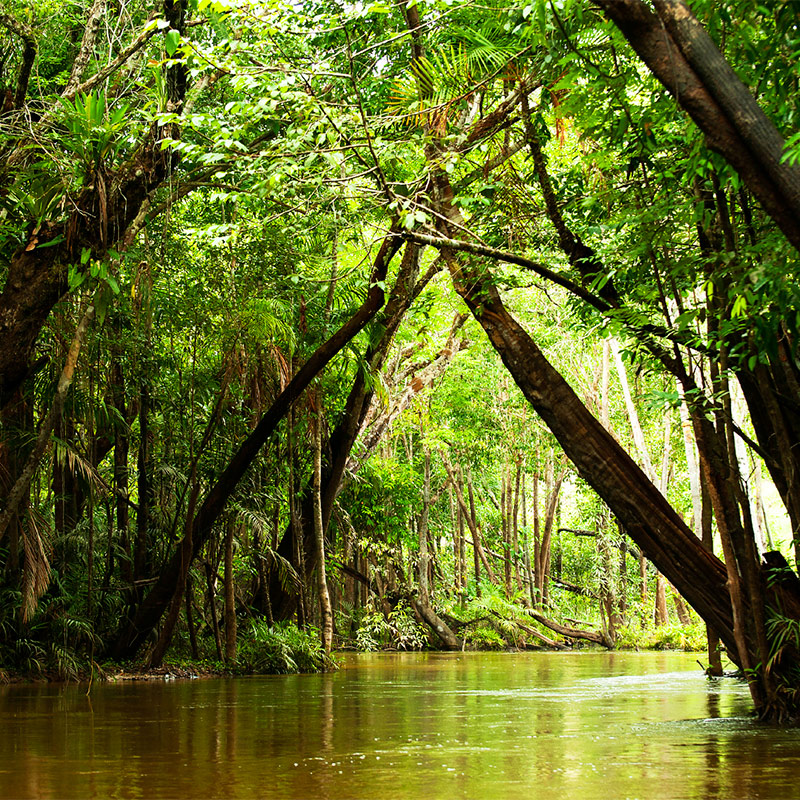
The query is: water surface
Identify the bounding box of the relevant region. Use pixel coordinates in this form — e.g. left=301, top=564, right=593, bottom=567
left=2, top=651, right=798, bottom=799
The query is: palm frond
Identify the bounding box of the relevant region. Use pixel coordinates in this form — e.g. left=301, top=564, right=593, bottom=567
left=233, top=505, right=302, bottom=595
left=20, top=509, right=52, bottom=624
left=52, top=438, right=111, bottom=496
left=388, top=46, right=474, bottom=126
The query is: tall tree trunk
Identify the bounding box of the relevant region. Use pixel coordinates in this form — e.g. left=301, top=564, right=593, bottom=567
left=185, top=574, right=199, bottom=661
left=654, top=412, right=673, bottom=626
left=313, top=408, right=333, bottom=657
left=287, top=404, right=306, bottom=629
left=502, top=465, right=512, bottom=597
left=418, top=449, right=432, bottom=606
left=442, top=458, right=495, bottom=585
left=512, top=458, right=523, bottom=591
left=224, top=517, right=237, bottom=664
left=205, top=558, right=223, bottom=662
left=701, top=471, right=723, bottom=676
left=595, top=0, right=800, bottom=251
left=111, top=360, right=132, bottom=584
left=536, top=455, right=566, bottom=605
left=421, top=140, right=741, bottom=649
left=134, top=381, right=152, bottom=590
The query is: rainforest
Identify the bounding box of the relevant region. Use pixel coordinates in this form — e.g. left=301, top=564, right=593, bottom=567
left=1, top=0, right=800, bottom=756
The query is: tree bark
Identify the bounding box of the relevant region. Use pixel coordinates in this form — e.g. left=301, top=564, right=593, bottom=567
left=595, top=0, right=800, bottom=251
left=224, top=517, right=237, bottom=664
left=421, top=144, right=738, bottom=653
left=313, top=408, right=333, bottom=657
left=0, top=0, right=190, bottom=410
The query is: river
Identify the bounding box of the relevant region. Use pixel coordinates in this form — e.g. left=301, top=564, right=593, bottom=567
left=2, top=651, right=799, bottom=799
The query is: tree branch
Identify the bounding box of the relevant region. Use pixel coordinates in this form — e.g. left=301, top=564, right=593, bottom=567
left=63, top=0, right=108, bottom=98
left=63, top=19, right=161, bottom=101
left=0, top=13, right=37, bottom=108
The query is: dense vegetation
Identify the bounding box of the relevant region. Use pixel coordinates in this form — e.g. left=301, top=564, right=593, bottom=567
left=1, top=0, right=800, bottom=721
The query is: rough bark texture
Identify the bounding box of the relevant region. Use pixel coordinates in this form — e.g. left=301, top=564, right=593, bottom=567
left=595, top=0, right=800, bottom=251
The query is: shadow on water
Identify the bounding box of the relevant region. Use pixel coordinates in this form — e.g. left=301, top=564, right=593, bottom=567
left=2, top=651, right=799, bottom=799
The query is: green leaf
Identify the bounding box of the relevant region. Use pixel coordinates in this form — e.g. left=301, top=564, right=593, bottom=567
left=165, top=29, right=181, bottom=57
left=34, top=235, right=65, bottom=250
left=68, top=266, right=86, bottom=292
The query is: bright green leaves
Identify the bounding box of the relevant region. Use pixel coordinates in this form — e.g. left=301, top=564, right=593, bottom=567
left=388, top=47, right=474, bottom=126
left=731, top=294, right=748, bottom=319
left=164, top=28, right=181, bottom=57
left=54, top=91, right=135, bottom=179
left=402, top=208, right=429, bottom=230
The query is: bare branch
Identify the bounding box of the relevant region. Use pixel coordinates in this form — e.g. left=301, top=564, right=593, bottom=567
left=403, top=229, right=612, bottom=312
left=64, top=20, right=161, bottom=101
left=63, top=0, right=108, bottom=97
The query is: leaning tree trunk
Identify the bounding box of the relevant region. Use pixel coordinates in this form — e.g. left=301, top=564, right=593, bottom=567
left=110, top=233, right=404, bottom=660
left=595, top=0, right=800, bottom=252
left=419, top=127, right=751, bottom=688
left=267, top=243, right=430, bottom=620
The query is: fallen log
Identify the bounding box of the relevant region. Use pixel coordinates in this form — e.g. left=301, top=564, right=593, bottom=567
left=493, top=612, right=569, bottom=650
left=551, top=578, right=597, bottom=599
left=527, top=609, right=613, bottom=648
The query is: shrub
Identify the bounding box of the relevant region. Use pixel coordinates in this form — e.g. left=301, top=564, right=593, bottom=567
left=465, top=626, right=505, bottom=650
left=0, top=587, right=99, bottom=680
left=615, top=621, right=706, bottom=652
left=355, top=601, right=427, bottom=651
left=239, top=620, right=334, bottom=674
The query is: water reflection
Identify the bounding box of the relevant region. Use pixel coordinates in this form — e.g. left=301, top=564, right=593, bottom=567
left=1, top=652, right=799, bottom=799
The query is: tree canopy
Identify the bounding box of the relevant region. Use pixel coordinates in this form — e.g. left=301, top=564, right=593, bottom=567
left=1, top=0, right=800, bottom=722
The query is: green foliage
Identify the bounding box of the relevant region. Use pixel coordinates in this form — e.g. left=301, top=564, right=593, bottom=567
left=1, top=0, right=798, bottom=716
left=0, top=587, right=100, bottom=680
left=764, top=599, right=800, bottom=707
left=238, top=621, right=335, bottom=674
left=614, top=622, right=706, bottom=653
left=55, top=92, right=134, bottom=174
left=464, top=625, right=506, bottom=650
left=354, top=601, right=427, bottom=651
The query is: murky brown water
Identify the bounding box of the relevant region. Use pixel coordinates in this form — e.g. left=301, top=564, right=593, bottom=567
left=1, top=651, right=799, bottom=799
